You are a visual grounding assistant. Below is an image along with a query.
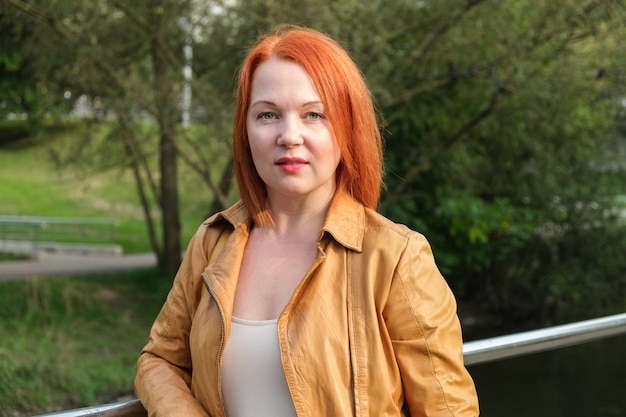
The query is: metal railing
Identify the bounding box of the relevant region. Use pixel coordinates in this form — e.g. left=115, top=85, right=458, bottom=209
left=462, top=311, right=626, bottom=365
left=34, top=312, right=626, bottom=417
left=0, top=215, right=119, bottom=240
left=0, top=215, right=121, bottom=256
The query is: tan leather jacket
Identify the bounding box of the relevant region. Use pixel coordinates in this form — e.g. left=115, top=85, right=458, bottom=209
left=135, top=191, right=479, bottom=417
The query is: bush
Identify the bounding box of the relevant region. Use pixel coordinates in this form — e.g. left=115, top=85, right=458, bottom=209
left=472, top=224, right=626, bottom=328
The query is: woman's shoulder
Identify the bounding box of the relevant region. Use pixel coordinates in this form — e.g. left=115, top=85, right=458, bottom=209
left=362, top=206, right=424, bottom=243
left=360, top=208, right=436, bottom=268
left=326, top=191, right=429, bottom=252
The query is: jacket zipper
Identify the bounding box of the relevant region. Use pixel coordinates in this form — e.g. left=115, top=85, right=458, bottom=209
left=278, top=252, right=325, bottom=417
left=201, top=272, right=229, bottom=417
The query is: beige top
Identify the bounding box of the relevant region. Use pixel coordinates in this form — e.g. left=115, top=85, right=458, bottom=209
left=221, top=316, right=297, bottom=417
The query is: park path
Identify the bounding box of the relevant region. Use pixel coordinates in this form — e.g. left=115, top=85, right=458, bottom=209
left=0, top=252, right=157, bottom=282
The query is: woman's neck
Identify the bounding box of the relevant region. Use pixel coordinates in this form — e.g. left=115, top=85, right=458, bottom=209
left=264, top=191, right=334, bottom=238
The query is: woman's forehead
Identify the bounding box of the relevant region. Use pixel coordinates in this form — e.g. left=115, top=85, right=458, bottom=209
left=249, top=57, right=322, bottom=107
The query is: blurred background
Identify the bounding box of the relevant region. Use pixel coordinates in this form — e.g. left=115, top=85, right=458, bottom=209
left=1, top=0, right=625, bottom=415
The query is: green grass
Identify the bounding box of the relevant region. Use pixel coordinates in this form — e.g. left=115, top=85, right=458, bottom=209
left=0, top=268, right=172, bottom=415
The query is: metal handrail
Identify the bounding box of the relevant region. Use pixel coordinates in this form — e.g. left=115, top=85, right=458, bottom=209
left=32, top=400, right=146, bottom=417
left=462, top=311, right=626, bottom=365
left=0, top=215, right=120, bottom=225
left=33, top=312, right=626, bottom=417
left=0, top=215, right=120, bottom=254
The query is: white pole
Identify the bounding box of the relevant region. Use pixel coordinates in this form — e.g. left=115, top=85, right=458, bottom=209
left=181, top=16, right=192, bottom=129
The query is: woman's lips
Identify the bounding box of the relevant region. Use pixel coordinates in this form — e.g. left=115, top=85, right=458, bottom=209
left=276, top=157, right=307, bottom=173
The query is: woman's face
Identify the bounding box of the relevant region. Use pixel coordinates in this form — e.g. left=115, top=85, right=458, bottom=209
left=246, top=57, right=341, bottom=205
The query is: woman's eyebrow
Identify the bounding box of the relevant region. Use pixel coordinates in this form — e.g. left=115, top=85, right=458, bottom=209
left=250, top=100, right=324, bottom=107
left=249, top=100, right=276, bottom=107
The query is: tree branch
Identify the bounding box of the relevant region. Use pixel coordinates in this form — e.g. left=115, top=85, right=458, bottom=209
left=174, top=132, right=231, bottom=209
left=118, top=116, right=162, bottom=256
left=109, top=0, right=184, bottom=73
left=6, top=0, right=78, bottom=42
left=408, top=0, right=488, bottom=73
left=380, top=86, right=507, bottom=211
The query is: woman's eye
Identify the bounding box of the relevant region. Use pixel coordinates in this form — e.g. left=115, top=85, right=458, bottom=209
left=258, top=112, right=275, bottom=120
left=306, top=112, right=325, bottom=120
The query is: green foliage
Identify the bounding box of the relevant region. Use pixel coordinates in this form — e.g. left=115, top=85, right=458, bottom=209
left=0, top=268, right=172, bottom=415
left=548, top=227, right=626, bottom=320
left=435, top=195, right=534, bottom=264
left=476, top=222, right=626, bottom=328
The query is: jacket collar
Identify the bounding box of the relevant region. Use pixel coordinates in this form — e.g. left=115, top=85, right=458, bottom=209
left=321, top=190, right=364, bottom=253
left=203, top=190, right=365, bottom=253
left=203, top=200, right=250, bottom=229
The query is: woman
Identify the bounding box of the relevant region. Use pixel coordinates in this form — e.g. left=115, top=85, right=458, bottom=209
left=135, top=26, right=479, bottom=417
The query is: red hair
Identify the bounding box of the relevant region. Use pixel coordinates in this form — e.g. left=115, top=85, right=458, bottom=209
left=233, top=26, right=383, bottom=225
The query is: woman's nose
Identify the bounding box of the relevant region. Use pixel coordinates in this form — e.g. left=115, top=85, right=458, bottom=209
left=276, top=116, right=304, bottom=147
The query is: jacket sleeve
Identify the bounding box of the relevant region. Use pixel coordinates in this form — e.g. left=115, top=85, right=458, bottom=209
left=384, top=232, right=479, bottom=417
left=134, top=232, right=210, bottom=417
